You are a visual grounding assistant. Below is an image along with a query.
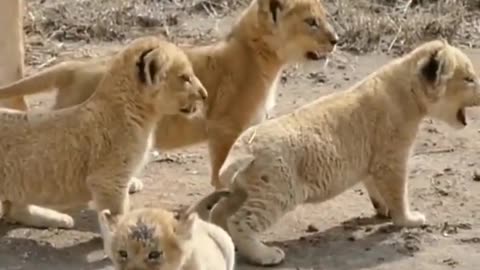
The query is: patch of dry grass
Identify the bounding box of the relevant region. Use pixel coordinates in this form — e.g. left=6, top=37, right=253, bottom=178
left=328, top=0, right=480, bottom=54
left=22, top=0, right=480, bottom=56
left=24, top=0, right=179, bottom=42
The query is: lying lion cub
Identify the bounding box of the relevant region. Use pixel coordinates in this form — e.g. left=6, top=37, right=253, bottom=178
left=0, top=0, right=338, bottom=189
left=206, top=39, right=480, bottom=266
left=98, top=190, right=234, bottom=270
left=0, top=36, right=207, bottom=229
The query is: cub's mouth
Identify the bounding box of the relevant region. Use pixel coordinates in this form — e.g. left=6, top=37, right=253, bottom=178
left=180, top=104, right=197, bottom=115
left=456, top=107, right=467, bottom=126
left=305, top=50, right=327, bottom=61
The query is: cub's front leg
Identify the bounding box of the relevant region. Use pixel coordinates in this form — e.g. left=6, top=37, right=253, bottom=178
left=207, top=123, right=242, bottom=190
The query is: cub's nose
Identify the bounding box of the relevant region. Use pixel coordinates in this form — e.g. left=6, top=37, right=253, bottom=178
left=325, top=23, right=339, bottom=47
left=330, top=37, right=338, bottom=46
left=198, top=87, right=208, bottom=101
left=329, top=33, right=339, bottom=46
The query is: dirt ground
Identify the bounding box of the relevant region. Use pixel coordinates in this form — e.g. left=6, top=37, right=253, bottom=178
left=1, top=0, right=480, bottom=269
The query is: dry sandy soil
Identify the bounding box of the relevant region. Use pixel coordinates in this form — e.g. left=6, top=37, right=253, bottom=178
left=1, top=0, right=480, bottom=269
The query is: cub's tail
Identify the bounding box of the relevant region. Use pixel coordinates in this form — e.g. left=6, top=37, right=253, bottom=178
left=0, top=61, right=84, bottom=99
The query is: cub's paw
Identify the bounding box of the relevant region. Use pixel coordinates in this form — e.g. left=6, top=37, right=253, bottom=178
left=32, top=213, right=74, bottom=229
left=248, top=245, right=285, bottom=266
left=373, top=204, right=390, bottom=219
left=149, top=150, right=162, bottom=162
left=128, top=177, right=144, bottom=194
left=56, top=214, right=75, bottom=229
left=394, top=211, right=426, bottom=227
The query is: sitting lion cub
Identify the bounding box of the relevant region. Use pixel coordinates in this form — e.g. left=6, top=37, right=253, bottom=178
left=0, top=36, right=207, bottom=229
left=207, top=39, right=480, bottom=266
left=98, top=190, right=235, bottom=270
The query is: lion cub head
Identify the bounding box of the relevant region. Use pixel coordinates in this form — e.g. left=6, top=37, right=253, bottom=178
left=99, top=208, right=199, bottom=270
left=137, top=45, right=207, bottom=117
left=245, top=0, right=338, bottom=62
left=98, top=191, right=230, bottom=270
left=411, top=39, right=480, bottom=129
left=106, top=36, right=207, bottom=118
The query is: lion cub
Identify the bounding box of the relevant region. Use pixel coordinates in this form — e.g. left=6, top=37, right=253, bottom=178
left=0, top=0, right=338, bottom=189
left=98, top=190, right=235, bottom=270
left=0, top=36, right=207, bottom=229
left=207, top=39, right=480, bottom=266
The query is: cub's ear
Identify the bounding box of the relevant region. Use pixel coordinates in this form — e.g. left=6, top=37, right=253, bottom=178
left=418, top=45, right=454, bottom=85
left=174, top=212, right=198, bottom=241
left=258, top=0, right=284, bottom=24
left=418, top=43, right=456, bottom=100
left=137, top=48, right=169, bottom=86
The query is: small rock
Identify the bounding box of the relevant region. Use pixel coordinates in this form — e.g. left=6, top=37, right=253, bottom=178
left=457, top=223, right=472, bottom=230
left=306, top=224, right=319, bottom=233
left=420, top=224, right=433, bottom=233
left=306, top=72, right=327, bottom=84
left=441, top=222, right=458, bottom=236
left=347, top=236, right=356, bottom=242
left=472, top=171, right=480, bottom=182
left=459, top=237, right=480, bottom=244
left=442, top=258, right=459, bottom=268
left=426, top=127, right=439, bottom=133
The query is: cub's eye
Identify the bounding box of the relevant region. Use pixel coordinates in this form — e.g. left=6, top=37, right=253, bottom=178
left=148, top=250, right=163, bottom=260
left=118, top=250, right=128, bottom=260
left=304, top=17, right=319, bottom=28
left=180, top=74, right=192, bottom=84
left=464, top=77, right=475, bottom=83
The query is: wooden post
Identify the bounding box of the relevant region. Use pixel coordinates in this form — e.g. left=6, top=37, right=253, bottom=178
left=0, top=0, right=28, bottom=110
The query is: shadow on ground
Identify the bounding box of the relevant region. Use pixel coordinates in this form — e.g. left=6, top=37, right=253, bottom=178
left=0, top=209, right=109, bottom=270
left=236, top=216, right=411, bottom=270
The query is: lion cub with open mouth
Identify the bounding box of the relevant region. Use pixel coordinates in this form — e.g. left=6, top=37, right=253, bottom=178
left=98, top=190, right=235, bottom=270
left=0, top=0, right=338, bottom=190
left=0, top=36, right=207, bottom=229
left=207, top=39, right=480, bottom=266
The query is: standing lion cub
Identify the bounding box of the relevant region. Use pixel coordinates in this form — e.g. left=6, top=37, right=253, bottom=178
left=0, top=36, right=207, bottom=229
left=0, top=0, right=338, bottom=189
left=98, top=190, right=235, bottom=270
left=206, top=39, right=480, bottom=266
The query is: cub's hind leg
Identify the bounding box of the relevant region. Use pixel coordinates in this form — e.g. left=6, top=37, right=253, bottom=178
left=363, top=179, right=390, bottom=218
left=87, top=175, right=130, bottom=217
left=370, top=163, right=425, bottom=227
left=1, top=201, right=74, bottom=229
left=211, top=187, right=287, bottom=266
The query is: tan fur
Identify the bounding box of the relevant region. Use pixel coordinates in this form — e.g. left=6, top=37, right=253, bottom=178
left=0, top=36, right=208, bottom=229
left=0, top=0, right=28, bottom=110
left=0, top=0, right=338, bottom=189
left=98, top=190, right=235, bottom=270
left=208, top=40, right=480, bottom=266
